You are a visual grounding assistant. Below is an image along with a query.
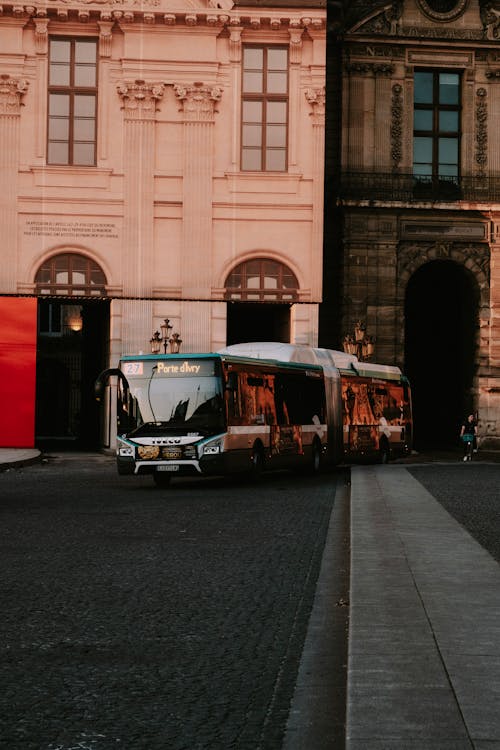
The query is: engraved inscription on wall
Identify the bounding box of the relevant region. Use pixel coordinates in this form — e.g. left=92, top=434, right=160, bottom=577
left=24, top=220, right=119, bottom=240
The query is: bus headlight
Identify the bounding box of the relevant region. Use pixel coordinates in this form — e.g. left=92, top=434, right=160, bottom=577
left=200, top=436, right=224, bottom=456
left=118, top=446, right=135, bottom=457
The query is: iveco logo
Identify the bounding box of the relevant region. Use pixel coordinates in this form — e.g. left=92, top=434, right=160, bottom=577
left=151, top=438, right=182, bottom=445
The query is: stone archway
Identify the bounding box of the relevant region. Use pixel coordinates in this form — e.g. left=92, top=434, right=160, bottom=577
left=404, top=259, right=480, bottom=449
left=34, top=252, right=110, bottom=449
left=224, top=258, right=299, bottom=345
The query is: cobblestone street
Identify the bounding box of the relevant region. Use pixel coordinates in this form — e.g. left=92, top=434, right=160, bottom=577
left=0, top=455, right=345, bottom=750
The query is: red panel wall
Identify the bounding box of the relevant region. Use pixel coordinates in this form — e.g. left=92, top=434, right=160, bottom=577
left=0, top=298, right=37, bottom=448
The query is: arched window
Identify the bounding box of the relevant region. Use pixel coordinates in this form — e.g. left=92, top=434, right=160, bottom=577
left=35, top=253, right=107, bottom=296
left=225, top=258, right=298, bottom=301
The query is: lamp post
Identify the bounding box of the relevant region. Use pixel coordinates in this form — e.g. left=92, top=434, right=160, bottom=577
left=150, top=319, right=182, bottom=354
left=342, top=321, right=374, bottom=361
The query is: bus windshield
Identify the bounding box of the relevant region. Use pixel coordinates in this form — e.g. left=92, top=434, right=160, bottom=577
left=120, top=358, right=224, bottom=435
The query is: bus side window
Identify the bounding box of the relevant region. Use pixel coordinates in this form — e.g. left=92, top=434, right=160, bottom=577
left=240, top=373, right=278, bottom=425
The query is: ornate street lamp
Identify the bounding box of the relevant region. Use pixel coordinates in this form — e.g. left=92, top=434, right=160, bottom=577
left=150, top=319, right=182, bottom=354
left=343, top=321, right=374, bottom=361
left=169, top=332, right=183, bottom=354
left=160, top=318, right=173, bottom=344
left=150, top=330, right=162, bottom=354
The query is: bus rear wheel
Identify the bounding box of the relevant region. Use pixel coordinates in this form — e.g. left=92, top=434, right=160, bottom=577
left=378, top=439, right=390, bottom=465
left=250, top=444, right=264, bottom=479
left=310, top=439, right=322, bottom=474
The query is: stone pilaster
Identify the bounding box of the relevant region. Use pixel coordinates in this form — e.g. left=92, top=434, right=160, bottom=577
left=0, top=75, right=28, bottom=293
left=287, top=25, right=303, bottom=170
left=117, top=79, right=164, bottom=354
left=305, top=87, right=325, bottom=300
left=174, top=82, right=222, bottom=351
left=228, top=25, right=242, bottom=171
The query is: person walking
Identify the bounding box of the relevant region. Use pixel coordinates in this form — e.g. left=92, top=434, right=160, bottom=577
left=460, top=413, right=478, bottom=461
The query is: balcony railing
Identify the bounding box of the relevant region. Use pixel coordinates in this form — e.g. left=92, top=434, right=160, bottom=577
left=337, top=173, right=500, bottom=203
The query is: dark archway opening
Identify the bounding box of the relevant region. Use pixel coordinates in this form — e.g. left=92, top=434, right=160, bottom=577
left=224, top=258, right=298, bottom=345
left=36, top=299, right=110, bottom=450
left=226, top=302, right=291, bottom=345
left=404, top=260, right=478, bottom=450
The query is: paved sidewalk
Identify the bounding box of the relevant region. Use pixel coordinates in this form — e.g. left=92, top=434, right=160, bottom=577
left=347, top=465, right=500, bottom=750
left=0, top=448, right=41, bottom=470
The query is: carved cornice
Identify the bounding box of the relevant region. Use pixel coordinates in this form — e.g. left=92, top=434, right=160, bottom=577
left=475, top=88, right=488, bottom=174
left=117, top=79, right=165, bottom=119
left=0, top=4, right=324, bottom=33
left=305, top=87, right=325, bottom=122
left=358, top=22, right=484, bottom=39
left=391, top=83, right=403, bottom=168
left=0, top=75, right=29, bottom=115
left=174, top=82, right=222, bottom=122
left=401, top=26, right=484, bottom=39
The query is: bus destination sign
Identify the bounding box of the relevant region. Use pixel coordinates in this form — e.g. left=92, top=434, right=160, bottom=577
left=122, top=359, right=216, bottom=378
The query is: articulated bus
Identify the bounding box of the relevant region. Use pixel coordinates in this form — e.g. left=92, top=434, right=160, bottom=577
left=222, top=342, right=413, bottom=465
left=95, top=343, right=412, bottom=486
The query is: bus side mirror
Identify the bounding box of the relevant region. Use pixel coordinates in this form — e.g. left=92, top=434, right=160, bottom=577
left=94, top=368, right=130, bottom=401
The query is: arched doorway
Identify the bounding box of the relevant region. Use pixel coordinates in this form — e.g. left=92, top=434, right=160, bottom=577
left=225, top=258, right=299, bottom=344
left=34, top=253, right=110, bottom=449
left=404, top=260, right=478, bottom=449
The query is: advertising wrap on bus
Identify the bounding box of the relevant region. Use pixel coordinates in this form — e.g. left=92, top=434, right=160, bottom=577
left=341, top=374, right=412, bottom=460
left=95, top=344, right=412, bottom=486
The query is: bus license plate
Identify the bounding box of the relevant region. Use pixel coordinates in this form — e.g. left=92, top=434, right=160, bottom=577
left=158, top=465, right=179, bottom=472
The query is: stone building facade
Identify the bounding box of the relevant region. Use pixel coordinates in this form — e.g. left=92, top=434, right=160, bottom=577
left=324, top=0, right=500, bottom=448
left=0, top=0, right=325, bottom=448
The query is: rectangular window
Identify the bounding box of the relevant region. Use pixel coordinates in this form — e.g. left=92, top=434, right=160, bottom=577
left=241, top=46, right=288, bottom=172
left=38, top=302, right=62, bottom=335
left=48, top=37, right=97, bottom=166
left=413, top=70, right=461, bottom=191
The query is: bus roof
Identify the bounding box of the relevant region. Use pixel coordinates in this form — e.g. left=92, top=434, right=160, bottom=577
left=219, top=342, right=403, bottom=382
